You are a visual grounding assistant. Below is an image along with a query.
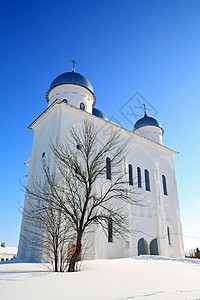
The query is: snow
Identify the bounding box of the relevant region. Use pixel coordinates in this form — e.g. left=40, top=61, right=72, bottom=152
left=0, top=256, right=200, bottom=299
left=0, top=246, right=18, bottom=254
left=0, top=247, right=18, bottom=259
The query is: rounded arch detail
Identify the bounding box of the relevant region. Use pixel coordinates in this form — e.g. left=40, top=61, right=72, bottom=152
left=128, top=143, right=154, bottom=168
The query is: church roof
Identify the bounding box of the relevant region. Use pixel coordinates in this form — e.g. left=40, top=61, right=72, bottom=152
left=46, top=71, right=96, bottom=103
left=134, top=112, right=163, bottom=133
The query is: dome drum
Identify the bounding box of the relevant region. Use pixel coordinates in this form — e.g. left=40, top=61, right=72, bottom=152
left=47, top=84, right=94, bottom=113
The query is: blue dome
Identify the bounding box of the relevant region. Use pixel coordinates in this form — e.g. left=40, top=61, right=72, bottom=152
left=134, top=113, right=163, bottom=132
left=50, top=72, right=94, bottom=93
left=92, top=108, right=108, bottom=120
left=46, top=71, right=96, bottom=103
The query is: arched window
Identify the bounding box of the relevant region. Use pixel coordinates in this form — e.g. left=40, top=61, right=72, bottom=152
left=162, top=175, right=168, bottom=195
left=167, top=226, right=171, bottom=245
left=145, top=169, right=150, bottom=191
left=129, top=164, right=133, bottom=186
left=62, top=99, right=68, bottom=103
left=106, top=157, right=111, bottom=180
left=137, top=167, right=142, bottom=188
left=80, top=102, right=85, bottom=111
left=138, top=238, right=149, bottom=255
left=108, top=217, right=113, bottom=242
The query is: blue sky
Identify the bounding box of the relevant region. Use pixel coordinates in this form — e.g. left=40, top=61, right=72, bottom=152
left=1, top=0, right=200, bottom=251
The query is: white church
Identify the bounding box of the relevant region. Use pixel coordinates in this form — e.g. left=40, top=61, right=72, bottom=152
left=18, top=65, right=184, bottom=260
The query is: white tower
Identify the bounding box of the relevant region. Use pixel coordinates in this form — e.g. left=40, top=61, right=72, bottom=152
left=17, top=67, right=108, bottom=261
left=46, top=70, right=96, bottom=113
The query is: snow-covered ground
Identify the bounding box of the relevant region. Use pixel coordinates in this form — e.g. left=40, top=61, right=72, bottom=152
left=0, top=256, right=200, bottom=300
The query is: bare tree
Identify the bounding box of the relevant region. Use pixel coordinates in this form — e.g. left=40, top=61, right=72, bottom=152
left=185, top=248, right=200, bottom=259
left=25, top=120, right=142, bottom=272
left=20, top=197, right=74, bottom=272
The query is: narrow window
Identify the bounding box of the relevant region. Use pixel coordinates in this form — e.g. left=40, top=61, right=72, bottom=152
left=167, top=226, right=171, bottom=245
left=162, top=175, right=168, bottom=195
left=106, top=157, right=111, bottom=180
left=108, top=217, right=113, bottom=242
left=42, top=152, right=45, bottom=158
left=137, top=167, right=142, bottom=188
left=80, top=102, right=85, bottom=111
left=129, top=164, right=133, bottom=186
left=145, top=169, right=150, bottom=191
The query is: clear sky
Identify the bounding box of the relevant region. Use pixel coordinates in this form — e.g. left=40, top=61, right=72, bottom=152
left=1, top=0, right=200, bottom=251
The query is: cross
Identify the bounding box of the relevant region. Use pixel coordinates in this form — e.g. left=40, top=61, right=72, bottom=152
left=71, top=60, right=77, bottom=72
left=143, top=103, right=147, bottom=115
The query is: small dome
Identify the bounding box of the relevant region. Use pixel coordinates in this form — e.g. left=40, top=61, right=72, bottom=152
left=46, top=71, right=96, bottom=103
left=92, top=108, right=108, bottom=120
left=134, top=112, right=163, bottom=132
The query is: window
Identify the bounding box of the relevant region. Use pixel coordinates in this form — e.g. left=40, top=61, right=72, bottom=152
left=80, top=102, right=85, bottom=111
left=137, top=167, right=142, bottom=188
left=162, top=175, right=168, bottom=195
left=145, top=169, right=150, bottom=191
left=62, top=99, right=68, bottom=103
left=108, top=217, right=113, bottom=242
left=167, top=227, right=171, bottom=245
left=42, top=152, right=45, bottom=158
left=106, top=157, right=111, bottom=180
left=129, top=164, right=133, bottom=186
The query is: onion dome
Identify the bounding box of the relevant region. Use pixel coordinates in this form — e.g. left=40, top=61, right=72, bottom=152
left=92, top=108, right=108, bottom=120
left=46, top=71, right=96, bottom=103
left=50, top=72, right=94, bottom=92
left=134, top=112, right=163, bottom=134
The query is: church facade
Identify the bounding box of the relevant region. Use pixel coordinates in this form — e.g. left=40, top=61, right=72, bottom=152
left=18, top=67, right=184, bottom=260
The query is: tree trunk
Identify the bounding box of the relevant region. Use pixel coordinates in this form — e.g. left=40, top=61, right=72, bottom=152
left=54, top=252, right=58, bottom=272
left=68, top=232, right=82, bottom=272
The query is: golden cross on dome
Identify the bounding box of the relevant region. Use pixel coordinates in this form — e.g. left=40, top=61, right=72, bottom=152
left=71, top=60, right=77, bottom=72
